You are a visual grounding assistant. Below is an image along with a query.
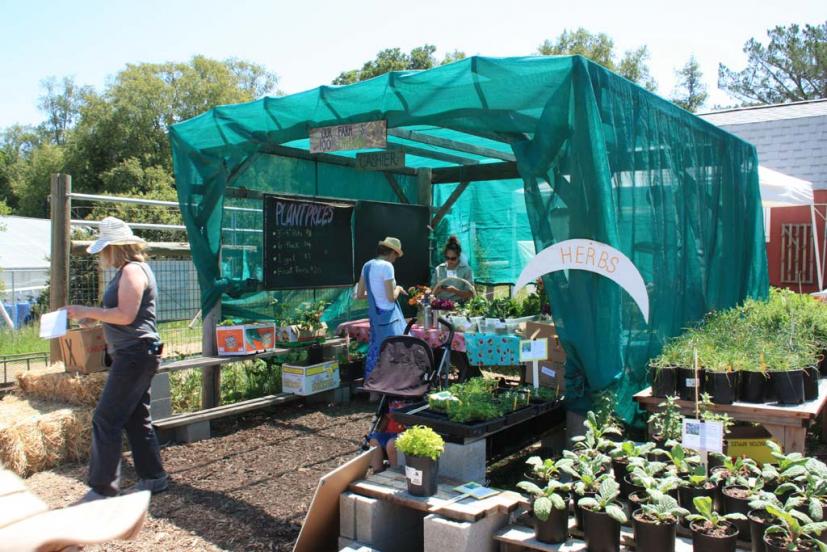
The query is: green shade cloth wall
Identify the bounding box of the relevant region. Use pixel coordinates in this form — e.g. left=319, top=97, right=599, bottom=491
left=170, top=55, right=768, bottom=420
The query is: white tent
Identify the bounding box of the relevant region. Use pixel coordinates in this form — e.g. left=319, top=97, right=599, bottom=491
left=758, top=167, right=822, bottom=291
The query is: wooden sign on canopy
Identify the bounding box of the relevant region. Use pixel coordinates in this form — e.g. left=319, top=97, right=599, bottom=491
left=309, top=120, right=387, bottom=153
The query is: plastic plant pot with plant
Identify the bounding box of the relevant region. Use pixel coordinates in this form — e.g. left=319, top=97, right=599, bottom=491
left=650, top=363, right=678, bottom=398
left=516, top=477, right=571, bottom=544
left=679, top=468, right=718, bottom=528
left=394, top=425, right=445, bottom=497
left=631, top=490, right=689, bottom=552
left=687, top=496, right=747, bottom=552
left=577, top=478, right=627, bottom=552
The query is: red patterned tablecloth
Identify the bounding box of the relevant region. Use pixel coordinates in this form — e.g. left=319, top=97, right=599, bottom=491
left=336, top=318, right=467, bottom=353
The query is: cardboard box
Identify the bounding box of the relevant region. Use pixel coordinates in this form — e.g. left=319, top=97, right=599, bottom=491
left=282, top=360, right=340, bottom=396
left=523, top=320, right=566, bottom=391
left=60, top=326, right=107, bottom=374
left=276, top=323, right=328, bottom=344
left=725, top=424, right=778, bottom=463
left=216, top=323, right=276, bottom=356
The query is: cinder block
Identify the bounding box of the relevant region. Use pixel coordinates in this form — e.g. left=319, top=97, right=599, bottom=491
left=305, top=389, right=336, bottom=405
left=340, top=492, right=357, bottom=540
left=354, top=494, right=423, bottom=552
left=337, top=537, right=380, bottom=552
left=150, top=397, right=172, bottom=420
left=423, top=511, right=508, bottom=552
left=439, top=440, right=486, bottom=482
left=334, top=386, right=351, bottom=404
left=174, top=420, right=210, bottom=443
left=150, top=372, right=170, bottom=400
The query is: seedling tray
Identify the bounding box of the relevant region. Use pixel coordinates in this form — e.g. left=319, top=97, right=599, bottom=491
left=392, top=403, right=502, bottom=439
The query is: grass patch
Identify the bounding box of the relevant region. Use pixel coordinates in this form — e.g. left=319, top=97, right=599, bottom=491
left=0, top=325, right=49, bottom=356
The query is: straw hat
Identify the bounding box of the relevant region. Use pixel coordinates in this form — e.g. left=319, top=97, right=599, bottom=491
left=378, top=236, right=403, bottom=257
left=86, top=217, right=146, bottom=254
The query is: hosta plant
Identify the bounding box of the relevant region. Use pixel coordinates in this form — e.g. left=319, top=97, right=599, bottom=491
left=517, top=479, right=571, bottom=521
left=577, top=478, right=627, bottom=523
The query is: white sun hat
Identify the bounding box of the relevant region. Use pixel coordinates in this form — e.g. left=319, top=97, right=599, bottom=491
left=86, top=217, right=146, bottom=254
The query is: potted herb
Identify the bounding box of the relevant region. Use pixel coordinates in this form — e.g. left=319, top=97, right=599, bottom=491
left=395, top=425, right=445, bottom=497
left=741, top=353, right=771, bottom=403
left=648, top=395, right=683, bottom=451
left=721, top=475, right=765, bottom=543
left=630, top=472, right=683, bottom=516
left=679, top=468, right=718, bottom=528
left=687, top=496, right=747, bottom=552
left=650, top=345, right=679, bottom=397
left=769, top=351, right=807, bottom=405
left=763, top=441, right=810, bottom=500
left=632, top=490, right=689, bottom=552
left=656, top=443, right=701, bottom=476
left=516, top=478, right=571, bottom=544
left=558, top=452, right=609, bottom=531
left=763, top=504, right=827, bottom=552
left=571, top=411, right=622, bottom=456
left=524, top=456, right=562, bottom=484
left=749, top=492, right=812, bottom=552
left=625, top=460, right=670, bottom=500
left=609, top=441, right=655, bottom=490
left=577, top=477, right=627, bottom=552
left=705, top=357, right=741, bottom=404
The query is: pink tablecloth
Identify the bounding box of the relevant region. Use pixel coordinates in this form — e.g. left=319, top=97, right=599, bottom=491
left=336, top=318, right=467, bottom=353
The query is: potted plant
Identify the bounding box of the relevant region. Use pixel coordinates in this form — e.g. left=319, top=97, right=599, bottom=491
left=763, top=441, right=810, bottom=500
left=571, top=411, right=622, bottom=456
left=721, top=475, right=765, bottom=543
left=687, top=496, right=747, bottom=552
left=648, top=395, right=683, bottom=451
left=632, top=490, right=689, bottom=552
left=609, top=441, right=655, bottom=491
left=741, top=354, right=771, bottom=403
left=516, top=478, right=571, bottom=544
left=626, top=460, right=671, bottom=498
left=749, top=492, right=813, bottom=552
left=650, top=344, right=680, bottom=397
left=577, top=477, right=627, bottom=552
left=395, top=425, right=445, bottom=497
left=763, top=504, right=827, bottom=552
left=656, top=443, right=701, bottom=477
left=558, top=452, right=610, bottom=531
left=679, top=467, right=718, bottom=526
left=630, top=472, right=683, bottom=516
left=524, top=456, right=562, bottom=484
left=705, top=357, right=741, bottom=404
left=769, top=351, right=807, bottom=405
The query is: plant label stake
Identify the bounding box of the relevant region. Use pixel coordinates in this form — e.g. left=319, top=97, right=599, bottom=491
left=519, top=330, right=548, bottom=389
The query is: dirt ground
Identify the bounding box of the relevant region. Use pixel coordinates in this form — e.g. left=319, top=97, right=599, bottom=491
left=24, top=400, right=375, bottom=551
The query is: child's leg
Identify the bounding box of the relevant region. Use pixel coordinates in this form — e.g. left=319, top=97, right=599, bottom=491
left=386, top=438, right=398, bottom=468
left=368, top=438, right=385, bottom=471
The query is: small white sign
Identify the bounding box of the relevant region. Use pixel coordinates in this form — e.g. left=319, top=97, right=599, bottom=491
left=39, top=309, right=67, bottom=339
left=541, top=366, right=556, bottom=378
left=682, top=418, right=723, bottom=453
left=519, top=338, right=549, bottom=363
left=685, top=377, right=699, bottom=388
left=405, top=465, right=423, bottom=486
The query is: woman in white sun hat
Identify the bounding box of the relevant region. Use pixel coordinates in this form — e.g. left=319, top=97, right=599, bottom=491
left=65, top=217, right=168, bottom=502
left=356, top=237, right=407, bottom=379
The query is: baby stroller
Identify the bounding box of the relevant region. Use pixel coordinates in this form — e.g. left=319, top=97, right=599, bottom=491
left=360, top=317, right=455, bottom=450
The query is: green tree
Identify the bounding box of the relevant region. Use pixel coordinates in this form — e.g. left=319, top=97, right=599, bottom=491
left=537, top=28, right=658, bottom=91
left=719, top=21, right=827, bottom=104
left=38, top=76, right=93, bottom=146
left=672, top=55, right=709, bottom=112
left=8, top=143, right=64, bottom=217
left=332, top=45, right=465, bottom=85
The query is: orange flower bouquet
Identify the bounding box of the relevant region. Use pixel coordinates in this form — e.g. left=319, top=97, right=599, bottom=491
left=407, top=285, right=432, bottom=306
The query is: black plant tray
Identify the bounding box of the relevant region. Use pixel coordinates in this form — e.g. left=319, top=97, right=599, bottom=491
left=505, top=404, right=536, bottom=426
left=531, top=398, right=559, bottom=414
left=393, top=402, right=506, bottom=439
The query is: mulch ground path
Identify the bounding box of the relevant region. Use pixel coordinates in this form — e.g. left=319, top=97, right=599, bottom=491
left=24, top=400, right=375, bottom=551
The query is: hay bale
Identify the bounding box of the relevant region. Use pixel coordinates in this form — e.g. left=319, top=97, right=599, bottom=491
left=17, top=371, right=106, bottom=407
left=0, top=395, right=93, bottom=477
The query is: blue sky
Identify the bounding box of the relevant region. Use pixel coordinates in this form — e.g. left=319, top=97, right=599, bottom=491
left=0, top=0, right=824, bottom=129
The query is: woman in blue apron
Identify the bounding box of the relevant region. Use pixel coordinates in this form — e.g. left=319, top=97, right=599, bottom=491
left=357, top=237, right=407, bottom=378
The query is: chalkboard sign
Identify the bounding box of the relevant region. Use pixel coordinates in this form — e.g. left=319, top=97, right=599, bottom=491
left=354, top=201, right=430, bottom=289
left=263, top=195, right=354, bottom=289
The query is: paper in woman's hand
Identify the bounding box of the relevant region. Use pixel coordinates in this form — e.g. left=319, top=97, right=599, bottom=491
left=39, top=309, right=67, bottom=339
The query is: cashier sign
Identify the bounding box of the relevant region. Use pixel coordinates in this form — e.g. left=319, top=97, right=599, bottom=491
left=514, top=239, right=649, bottom=323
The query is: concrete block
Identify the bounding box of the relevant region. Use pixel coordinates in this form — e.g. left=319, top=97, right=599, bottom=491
left=337, top=537, right=380, bottom=552
left=340, top=492, right=357, bottom=540
left=439, top=440, right=486, bottom=483
left=150, top=372, right=170, bottom=400
left=174, top=420, right=210, bottom=443
left=423, top=511, right=508, bottom=552
left=305, top=388, right=336, bottom=405
left=354, top=494, right=423, bottom=552
left=150, top=397, right=172, bottom=420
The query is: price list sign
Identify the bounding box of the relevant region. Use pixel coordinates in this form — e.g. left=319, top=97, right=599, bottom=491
left=263, top=195, right=354, bottom=289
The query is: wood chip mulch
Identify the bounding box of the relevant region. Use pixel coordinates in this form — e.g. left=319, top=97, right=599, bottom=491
left=24, top=400, right=375, bottom=551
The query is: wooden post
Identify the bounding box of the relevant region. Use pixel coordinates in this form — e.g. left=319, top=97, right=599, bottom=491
left=201, top=299, right=221, bottom=409
left=49, top=174, right=71, bottom=364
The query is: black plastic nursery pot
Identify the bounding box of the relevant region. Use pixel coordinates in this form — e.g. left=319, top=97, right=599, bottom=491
left=678, top=367, right=705, bottom=401
left=581, top=506, right=621, bottom=552
left=572, top=491, right=596, bottom=532
left=624, top=475, right=645, bottom=498
left=707, top=371, right=740, bottom=404
left=691, top=520, right=740, bottom=552
left=678, top=483, right=716, bottom=527
left=722, top=485, right=752, bottom=542
left=651, top=365, right=678, bottom=397
left=404, top=455, right=439, bottom=497
left=749, top=509, right=773, bottom=552
left=764, top=534, right=819, bottom=552
left=741, top=371, right=770, bottom=403
left=611, top=457, right=629, bottom=484
left=771, top=369, right=806, bottom=405
left=534, top=506, right=569, bottom=544
left=820, top=350, right=827, bottom=376
left=632, top=510, right=677, bottom=552
left=803, top=365, right=819, bottom=401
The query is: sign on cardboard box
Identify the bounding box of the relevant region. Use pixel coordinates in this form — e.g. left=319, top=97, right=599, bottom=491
left=59, top=326, right=107, bottom=374
left=282, top=360, right=340, bottom=396
left=526, top=359, right=565, bottom=392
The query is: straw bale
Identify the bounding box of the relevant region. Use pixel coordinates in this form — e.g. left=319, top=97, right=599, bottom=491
left=0, top=395, right=93, bottom=477
left=16, top=370, right=106, bottom=407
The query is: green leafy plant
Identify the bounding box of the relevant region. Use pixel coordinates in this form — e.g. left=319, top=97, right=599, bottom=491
left=517, top=479, right=571, bottom=521
left=558, top=452, right=610, bottom=496
left=572, top=411, right=621, bottom=455
left=686, top=496, right=747, bottom=533
left=655, top=443, right=701, bottom=474
left=395, top=425, right=445, bottom=461
left=637, top=490, right=690, bottom=524
left=524, top=456, right=563, bottom=482
left=459, top=295, right=489, bottom=318
left=764, top=504, right=827, bottom=551
left=649, top=395, right=682, bottom=441
left=609, top=440, right=656, bottom=462
left=577, top=477, right=627, bottom=523
left=283, top=300, right=329, bottom=331
left=487, top=297, right=519, bottom=319
left=709, top=455, right=761, bottom=486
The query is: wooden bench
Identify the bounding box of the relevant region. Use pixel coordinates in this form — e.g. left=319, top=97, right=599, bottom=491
left=0, top=468, right=150, bottom=550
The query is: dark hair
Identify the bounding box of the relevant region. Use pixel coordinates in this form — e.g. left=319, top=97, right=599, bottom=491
left=377, top=245, right=395, bottom=256
left=444, top=235, right=461, bottom=257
